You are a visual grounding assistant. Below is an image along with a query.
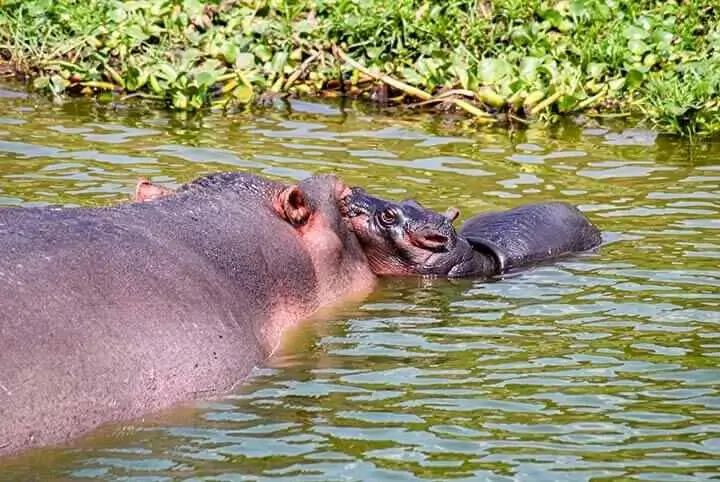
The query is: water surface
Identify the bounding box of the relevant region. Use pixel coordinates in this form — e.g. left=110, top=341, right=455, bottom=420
left=1, top=84, right=718, bottom=481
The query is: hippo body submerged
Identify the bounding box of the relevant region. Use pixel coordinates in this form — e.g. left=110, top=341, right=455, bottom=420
left=0, top=173, right=375, bottom=456
left=459, top=202, right=603, bottom=272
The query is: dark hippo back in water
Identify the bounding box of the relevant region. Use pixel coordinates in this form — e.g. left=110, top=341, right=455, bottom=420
left=459, top=202, right=603, bottom=272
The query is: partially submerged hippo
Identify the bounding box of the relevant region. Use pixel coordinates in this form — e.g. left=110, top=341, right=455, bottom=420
left=342, top=187, right=602, bottom=277
left=0, top=172, right=375, bottom=456
left=133, top=179, right=603, bottom=278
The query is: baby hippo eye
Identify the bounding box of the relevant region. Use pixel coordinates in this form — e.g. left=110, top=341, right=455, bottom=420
left=378, top=208, right=398, bottom=227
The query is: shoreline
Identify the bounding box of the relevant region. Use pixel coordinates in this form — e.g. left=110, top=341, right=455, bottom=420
left=1, top=0, right=718, bottom=137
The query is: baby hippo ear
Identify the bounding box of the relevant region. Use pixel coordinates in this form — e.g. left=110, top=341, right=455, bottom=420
left=133, top=178, right=175, bottom=202
left=275, top=185, right=311, bottom=227
left=409, top=226, right=451, bottom=251
left=444, top=207, right=460, bottom=223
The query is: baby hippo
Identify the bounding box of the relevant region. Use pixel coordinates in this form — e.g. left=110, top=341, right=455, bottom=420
left=341, top=187, right=602, bottom=278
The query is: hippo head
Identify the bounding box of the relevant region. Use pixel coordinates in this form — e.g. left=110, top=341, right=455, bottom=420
left=341, top=188, right=498, bottom=278
left=293, top=174, right=377, bottom=301
left=134, top=173, right=376, bottom=301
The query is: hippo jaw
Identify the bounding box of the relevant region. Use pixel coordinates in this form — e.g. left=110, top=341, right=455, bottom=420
left=341, top=187, right=491, bottom=277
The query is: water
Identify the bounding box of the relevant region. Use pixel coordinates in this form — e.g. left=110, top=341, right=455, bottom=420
left=1, top=84, right=719, bottom=481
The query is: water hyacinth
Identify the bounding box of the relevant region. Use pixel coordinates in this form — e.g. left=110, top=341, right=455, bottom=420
left=0, top=0, right=719, bottom=136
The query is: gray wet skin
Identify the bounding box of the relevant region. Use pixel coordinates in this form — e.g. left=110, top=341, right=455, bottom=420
left=0, top=172, right=375, bottom=456
left=458, top=202, right=603, bottom=271
left=342, top=187, right=602, bottom=277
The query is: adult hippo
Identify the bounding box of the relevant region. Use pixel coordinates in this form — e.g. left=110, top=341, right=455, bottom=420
left=0, top=172, right=375, bottom=456
left=341, top=187, right=602, bottom=277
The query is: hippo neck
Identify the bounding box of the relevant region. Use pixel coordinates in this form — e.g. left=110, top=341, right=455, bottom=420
left=444, top=239, right=501, bottom=278
left=137, top=191, right=322, bottom=351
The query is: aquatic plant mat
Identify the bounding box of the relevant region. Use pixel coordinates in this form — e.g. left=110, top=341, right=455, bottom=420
left=1, top=0, right=719, bottom=136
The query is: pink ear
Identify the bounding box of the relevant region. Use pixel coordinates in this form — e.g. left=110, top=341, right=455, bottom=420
left=409, top=226, right=449, bottom=250
left=274, top=185, right=311, bottom=227
left=134, top=179, right=174, bottom=202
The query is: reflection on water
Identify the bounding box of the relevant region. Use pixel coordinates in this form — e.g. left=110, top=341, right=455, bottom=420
left=1, top=83, right=719, bottom=481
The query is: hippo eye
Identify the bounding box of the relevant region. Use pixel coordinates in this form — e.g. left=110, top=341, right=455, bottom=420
left=378, top=209, right=398, bottom=227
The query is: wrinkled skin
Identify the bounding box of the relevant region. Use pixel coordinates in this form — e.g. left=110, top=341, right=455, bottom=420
left=341, top=187, right=498, bottom=277
left=458, top=202, right=603, bottom=271
left=342, top=187, right=602, bottom=277
left=0, top=172, right=375, bottom=457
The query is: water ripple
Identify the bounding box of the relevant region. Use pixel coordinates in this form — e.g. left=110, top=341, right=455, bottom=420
left=0, top=86, right=718, bottom=481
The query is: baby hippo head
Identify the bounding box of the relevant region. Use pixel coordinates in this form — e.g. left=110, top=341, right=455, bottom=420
left=341, top=187, right=487, bottom=277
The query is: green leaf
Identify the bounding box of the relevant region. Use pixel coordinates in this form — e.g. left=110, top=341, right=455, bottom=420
left=195, top=69, right=219, bottom=88
left=109, top=8, right=127, bottom=23
left=401, top=67, right=424, bottom=85
left=416, top=57, right=440, bottom=79
left=366, top=47, right=383, bottom=60
left=643, top=53, right=658, bottom=68
left=189, top=94, right=205, bottom=110
left=222, top=42, right=239, bottom=65
left=32, top=76, right=50, bottom=91
left=628, top=39, right=649, bottom=56
left=569, top=0, right=590, bottom=18
left=451, top=64, right=469, bottom=90
left=652, top=30, right=674, bottom=51
left=49, top=74, right=68, bottom=95
left=235, top=53, right=255, bottom=70
left=624, top=25, right=648, bottom=40
left=519, top=57, right=543, bottom=82
left=183, top=0, right=205, bottom=18
left=557, top=93, right=577, bottom=112
left=233, top=84, right=253, bottom=103
left=477, top=58, right=513, bottom=85
left=157, top=63, right=178, bottom=83
left=588, top=62, right=607, bottom=80
left=543, top=10, right=563, bottom=28
left=626, top=65, right=648, bottom=89
left=125, top=24, right=149, bottom=44
left=270, top=51, right=288, bottom=74
left=172, top=91, right=188, bottom=109
left=293, top=20, right=314, bottom=34
left=609, top=77, right=625, bottom=92
left=538, top=61, right=559, bottom=82
left=249, top=19, right=270, bottom=35
left=254, top=45, right=272, bottom=63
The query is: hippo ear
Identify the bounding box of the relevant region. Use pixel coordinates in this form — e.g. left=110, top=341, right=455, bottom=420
left=409, top=226, right=450, bottom=252
left=133, top=179, right=174, bottom=202
left=276, top=186, right=311, bottom=227
left=444, top=207, right=460, bottom=223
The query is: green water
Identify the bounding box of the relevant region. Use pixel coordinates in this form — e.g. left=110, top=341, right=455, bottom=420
left=1, top=84, right=718, bottom=482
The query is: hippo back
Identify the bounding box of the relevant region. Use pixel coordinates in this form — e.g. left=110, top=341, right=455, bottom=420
left=458, top=202, right=602, bottom=271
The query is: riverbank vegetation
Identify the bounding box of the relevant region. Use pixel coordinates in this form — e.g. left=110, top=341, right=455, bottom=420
left=1, top=0, right=719, bottom=136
